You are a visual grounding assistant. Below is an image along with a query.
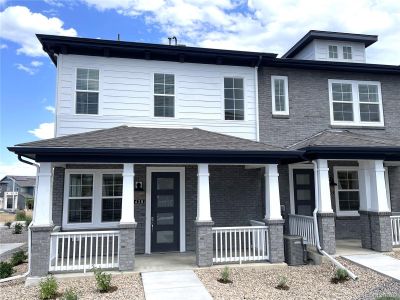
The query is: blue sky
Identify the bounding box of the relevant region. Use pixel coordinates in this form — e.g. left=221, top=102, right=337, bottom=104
left=0, top=0, right=399, bottom=177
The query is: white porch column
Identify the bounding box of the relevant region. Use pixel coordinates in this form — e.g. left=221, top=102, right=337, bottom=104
left=315, top=159, right=333, bottom=213
left=33, top=162, right=53, bottom=227
left=369, top=160, right=390, bottom=212
left=358, top=160, right=372, bottom=211
left=120, top=163, right=136, bottom=224
left=264, top=164, right=282, bottom=220
left=196, top=164, right=211, bottom=222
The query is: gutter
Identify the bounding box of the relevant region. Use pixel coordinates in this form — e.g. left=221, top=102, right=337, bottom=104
left=0, top=156, right=37, bottom=283
left=254, top=55, right=262, bottom=142
left=311, top=160, right=357, bottom=280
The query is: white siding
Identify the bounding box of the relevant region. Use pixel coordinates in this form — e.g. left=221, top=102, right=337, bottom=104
left=293, top=41, right=316, bottom=60
left=56, top=54, right=258, bottom=140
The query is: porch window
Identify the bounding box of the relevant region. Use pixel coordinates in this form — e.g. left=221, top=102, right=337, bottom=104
left=102, top=174, right=122, bottom=222
left=271, top=76, right=289, bottom=116
left=76, top=68, right=99, bottom=115
left=329, top=80, right=383, bottom=127
left=224, top=77, right=244, bottom=120
left=154, top=73, right=175, bottom=117
left=335, top=169, right=360, bottom=214
left=68, top=174, right=93, bottom=223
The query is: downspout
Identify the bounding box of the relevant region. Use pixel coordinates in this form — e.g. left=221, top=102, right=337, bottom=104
left=0, top=155, right=37, bottom=283
left=254, top=55, right=262, bottom=142
left=311, top=160, right=357, bottom=280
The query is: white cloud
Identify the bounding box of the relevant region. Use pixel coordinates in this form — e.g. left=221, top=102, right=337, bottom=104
left=0, top=161, right=36, bottom=180
left=80, top=0, right=400, bottom=64
left=28, top=122, right=55, bottom=139
left=0, top=6, right=77, bottom=57
left=15, top=63, right=36, bottom=75
left=0, top=43, right=7, bottom=49
left=43, top=0, right=64, bottom=7
left=45, top=105, right=55, bottom=113
left=31, top=60, right=43, bottom=67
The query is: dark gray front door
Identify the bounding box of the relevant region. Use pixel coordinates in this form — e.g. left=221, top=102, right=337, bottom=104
left=293, top=169, right=315, bottom=216
left=151, top=172, right=180, bottom=252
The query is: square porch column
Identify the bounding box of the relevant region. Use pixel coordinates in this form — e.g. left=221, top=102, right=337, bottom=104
left=263, top=164, right=284, bottom=263
left=30, top=162, right=54, bottom=277
left=358, top=160, right=372, bottom=249
left=118, top=163, right=137, bottom=271
left=195, top=164, right=214, bottom=267
left=315, top=159, right=335, bottom=255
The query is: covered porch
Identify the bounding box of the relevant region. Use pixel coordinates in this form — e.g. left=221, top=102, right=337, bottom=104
left=8, top=126, right=299, bottom=276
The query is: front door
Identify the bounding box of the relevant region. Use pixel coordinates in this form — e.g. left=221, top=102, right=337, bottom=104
left=293, top=169, right=315, bottom=216
left=151, top=172, right=180, bottom=252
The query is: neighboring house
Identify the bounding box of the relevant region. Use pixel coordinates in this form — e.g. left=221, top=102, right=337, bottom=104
left=0, top=176, right=35, bottom=211
left=8, top=30, right=400, bottom=278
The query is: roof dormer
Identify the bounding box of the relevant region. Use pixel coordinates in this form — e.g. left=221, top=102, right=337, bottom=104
left=282, top=30, right=377, bottom=63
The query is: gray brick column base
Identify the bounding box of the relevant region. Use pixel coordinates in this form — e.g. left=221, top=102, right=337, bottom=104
left=30, top=225, right=54, bottom=277
left=317, top=213, right=336, bottom=255
left=118, top=223, right=137, bottom=271
left=369, top=212, right=392, bottom=252
left=264, top=219, right=284, bottom=263
left=195, top=221, right=214, bottom=267
left=359, top=210, right=372, bottom=249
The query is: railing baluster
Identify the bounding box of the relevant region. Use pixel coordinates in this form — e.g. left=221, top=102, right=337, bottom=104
left=67, top=235, right=70, bottom=270
left=112, top=234, right=115, bottom=267
left=234, top=229, right=237, bottom=261
left=106, top=234, right=110, bottom=268
left=229, top=229, right=232, bottom=262
left=78, top=235, right=82, bottom=269
left=84, top=235, right=87, bottom=273
left=61, top=236, right=65, bottom=269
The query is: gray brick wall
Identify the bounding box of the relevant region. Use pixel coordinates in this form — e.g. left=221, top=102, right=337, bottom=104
left=52, top=167, right=65, bottom=227
left=335, top=217, right=360, bottom=239
left=388, top=166, right=400, bottom=213
left=359, top=211, right=371, bottom=249
left=264, top=219, right=284, bottom=263
left=317, top=213, right=336, bottom=254
left=30, top=225, right=53, bottom=277
left=195, top=221, right=214, bottom=267
left=369, top=212, right=393, bottom=252
left=118, top=223, right=136, bottom=271
left=258, top=67, right=400, bottom=148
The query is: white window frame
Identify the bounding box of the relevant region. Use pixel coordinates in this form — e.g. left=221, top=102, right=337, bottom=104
left=223, top=76, right=245, bottom=121
left=328, top=79, right=384, bottom=127
left=101, top=174, right=123, bottom=223
left=63, top=169, right=122, bottom=230
left=328, top=45, right=338, bottom=59
left=271, top=75, right=289, bottom=116
left=74, top=68, right=100, bottom=115
left=334, top=166, right=391, bottom=217
left=343, top=46, right=352, bottom=60
left=153, top=73, right=175, bottom=118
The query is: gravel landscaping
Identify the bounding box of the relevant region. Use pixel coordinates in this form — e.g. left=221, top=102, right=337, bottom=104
left=195, top=259, right=400, bottom=300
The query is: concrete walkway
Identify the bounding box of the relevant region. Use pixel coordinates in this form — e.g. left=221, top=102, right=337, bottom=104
left=343, top=253, right=400, bottom=282
left=142, top=270, right=213, bottom=300
left=0, top=243, right=24, bottom=256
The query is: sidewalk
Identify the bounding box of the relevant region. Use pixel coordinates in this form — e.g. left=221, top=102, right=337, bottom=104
left=142, top=270, right=212, bottom=300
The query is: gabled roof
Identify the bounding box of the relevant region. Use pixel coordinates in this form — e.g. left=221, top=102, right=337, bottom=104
left=8, top=126, right=300, bottom=164
left=0, top=176, right=36, bottom=187
left=37, top=34, right=277, bottom=67
left=282, top=30, right=378, bottom=58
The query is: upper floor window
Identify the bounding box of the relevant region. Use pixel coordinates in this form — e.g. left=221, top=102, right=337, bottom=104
left=76, top=68, right=99, bottom=115
left=329, top=80, right=384, bottom=127
left=154, top=73, right=175, bottom=117
left=343, top=46, right=352, bottom=59
left=224, top=77, right=244, bottom=120
left=328, top=45, right=338, bottom=59
left=271, top=76, right=289, bottom=116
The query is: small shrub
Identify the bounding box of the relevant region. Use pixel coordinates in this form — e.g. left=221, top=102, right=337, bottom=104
left=25, top=198, right=34, bottom=210
left=217, top=266, right=232, bottom=284
left=62, top=288, right=78, bottom=300
left=15, top=210, right=26, bottom=221
left=275, top=276, right=289, bottom=290
left=39, top=276, right=58, bottom=300
left=25, top=216, right=32, bottom=227
left=13, top=223, right=23, bottom=234
left=11, top=250, right=28, bottom=266
left=331, top=268, right=349, bottom=284
left=0, top=261, right=14, bottom=279
left=94, top=267, right=112, bottom=293
left=5, top=221, right=11, bottom=228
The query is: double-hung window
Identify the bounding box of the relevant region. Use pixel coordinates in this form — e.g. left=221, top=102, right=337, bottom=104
left=68, top=174, right=93, bottom=223
left=154, top=73, right=175, bottom=117
left=343, top=46, right=352, bottom=59
left=328, top=45, right=338, bottom=59
left=76, top=68, right=99, bottom=114
left=102, top=174, right=123, bottom=222
left=335, top=169, right=360, bottom=215
left=224, top=77, right=244, bottom=120
left=329, top=80, right=383, bottom=126
left=271, top=76, right=289, bottom=115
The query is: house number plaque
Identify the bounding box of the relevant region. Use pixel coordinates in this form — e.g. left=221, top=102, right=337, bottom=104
left=134, top=199, right=145, bottom=204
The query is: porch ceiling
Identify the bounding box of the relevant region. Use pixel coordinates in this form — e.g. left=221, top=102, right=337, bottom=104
left=8, top=126, right=301, bottom=164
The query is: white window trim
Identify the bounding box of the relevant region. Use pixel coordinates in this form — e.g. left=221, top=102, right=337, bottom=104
left=343, top=46, right=352, bottom=60
left=222, top=76, right=246, bottom=121
left=152, top=72, right=176, bottom=118
left=145, top=167, right=185, bottom=254
left=333, top=166, right=391, bottom=217
left=62, top=169, right=122, bottom=230
left=328, top=79, right=384, bottom=127
left=74, top=67, right=101, bottom=116
left=271, top=75, right=289, bottom=116
left=328, top=45, right=338, bottom=59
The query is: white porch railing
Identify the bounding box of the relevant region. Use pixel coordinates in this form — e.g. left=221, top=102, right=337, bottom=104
left=212, top=226, right=269, bottom=263
left=391, top=215, right=400, bottom=246
left=288, top=214, right=317, bottom=247
left=49, top=230, right=120, bottom=272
